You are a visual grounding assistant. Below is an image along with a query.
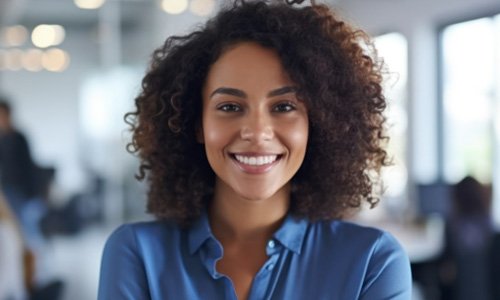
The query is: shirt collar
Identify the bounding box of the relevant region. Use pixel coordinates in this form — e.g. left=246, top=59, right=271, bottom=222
left=272, top=214, right=308, bottom=254
left=188, top=212, right=213, bottom=255
left=188, top=211, right=309, bottom=255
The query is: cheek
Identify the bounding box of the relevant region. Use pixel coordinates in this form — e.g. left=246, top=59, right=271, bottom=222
left=202, top=119, right=230, bottom=154
left=287, top=118, right=309, bottom=154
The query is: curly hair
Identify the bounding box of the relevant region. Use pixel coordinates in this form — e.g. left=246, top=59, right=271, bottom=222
left=126, top=0, right=389, bottom=226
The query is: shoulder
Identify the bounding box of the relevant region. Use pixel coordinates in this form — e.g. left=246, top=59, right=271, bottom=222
left=99, top=221, right=180, bottom=299
left=328, top=220, right=408, bottom=262
left=104, top=220, right=182, bottom=252
left=314, top=220, right=403, bottom=252
left=326, top=220, right=408, bottom=267
left=10, top=130, right=27, bottom=143
left=301, top=220, right=409, bottom=272
left=102, top=220, right=187, bottom=267
left=107, top=220, right=179, bottom=238
left=312, top=220, right=412, bottom=298
left=314, top=220, right=412, bottom=298
left=99, top=220, right=184, bottom=287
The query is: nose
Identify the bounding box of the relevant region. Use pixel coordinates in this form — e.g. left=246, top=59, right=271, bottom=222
left=240, top=111, right=274, bottom=142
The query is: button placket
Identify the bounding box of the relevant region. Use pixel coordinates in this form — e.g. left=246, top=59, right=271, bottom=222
left=248, top=250, right=281, bottom=300
left=266, top=263, right=274, bottom=271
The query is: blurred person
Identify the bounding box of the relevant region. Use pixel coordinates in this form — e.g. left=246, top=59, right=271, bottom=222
left=98, top=1, right=412, bottom=299
left=0, top=191, right=32, bottom=300
left=0, top=97, right=60, bottom=294
left=0, top=98, right=47, bottom=252
left=439, top=176, right=493, bottom=300
left=0, top=191, right=64, bottom=300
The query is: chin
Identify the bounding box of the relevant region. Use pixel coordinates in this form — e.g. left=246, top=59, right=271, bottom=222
left=240, top=193, right=274, bottom=202
left=234, top=186, right=284, bottom=203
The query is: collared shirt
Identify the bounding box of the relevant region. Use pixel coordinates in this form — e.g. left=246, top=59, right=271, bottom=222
left=98, top=213, right=412, bottom=299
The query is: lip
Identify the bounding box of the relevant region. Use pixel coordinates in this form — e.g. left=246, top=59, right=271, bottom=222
left=229, top=152, right=282, bottom=174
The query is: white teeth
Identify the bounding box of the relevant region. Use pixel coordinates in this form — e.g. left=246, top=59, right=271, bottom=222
left=234, top=155, right=278, bottom=166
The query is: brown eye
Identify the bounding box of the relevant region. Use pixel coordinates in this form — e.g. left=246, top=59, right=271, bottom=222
left=217, top=103, right=242, bottom=112
left=273, top=102, right=296, bottom=113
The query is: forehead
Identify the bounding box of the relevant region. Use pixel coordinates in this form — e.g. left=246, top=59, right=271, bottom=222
left=203, top=42, right=293, bottom=94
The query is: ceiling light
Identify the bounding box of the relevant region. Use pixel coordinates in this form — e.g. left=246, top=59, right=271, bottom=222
left=31, top=24, right=66, bottom=48
left=42, top=48, right=70, bottom=72
left=161, top=0, right=188, bottom=15
left=22, top=49, right=43, bottom=72
left=5, top=49, right=23, bottom=71
left=1, top=25, right=28, bottom=47
left=74, top=0, right=106, bottom=9
left=189, top=0, right=215, bottom=17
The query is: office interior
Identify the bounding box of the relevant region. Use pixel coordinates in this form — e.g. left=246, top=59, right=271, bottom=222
left=0, top=0, right=499, bottom=299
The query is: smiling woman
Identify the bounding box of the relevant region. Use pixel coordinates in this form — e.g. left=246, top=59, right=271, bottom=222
left=201, top=42, right=309, bottom=204
left=98, top=1, right=412, bottom=299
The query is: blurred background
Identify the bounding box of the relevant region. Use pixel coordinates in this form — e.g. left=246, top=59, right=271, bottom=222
left=0, top=0, right=499, bottom=299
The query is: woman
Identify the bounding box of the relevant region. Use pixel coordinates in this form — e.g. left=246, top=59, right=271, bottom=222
left=0, top=192, right=30, bottom=300
left=98, top=1, right=412, bottom=299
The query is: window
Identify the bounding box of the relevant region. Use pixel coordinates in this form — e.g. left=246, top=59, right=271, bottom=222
left=440, top=14, right=500, bottom=224
left=362, top=32, right=409, bottom=220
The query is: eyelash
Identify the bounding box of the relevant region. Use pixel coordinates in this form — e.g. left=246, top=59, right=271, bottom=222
left=217, top=103, right=242, bottom=112
left=273, top=102, right=296, bottom=113
left=216, top=101, right=297, bottom=113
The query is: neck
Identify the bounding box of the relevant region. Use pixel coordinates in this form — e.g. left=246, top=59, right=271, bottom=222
left=209, top=182, right=290, bottom=243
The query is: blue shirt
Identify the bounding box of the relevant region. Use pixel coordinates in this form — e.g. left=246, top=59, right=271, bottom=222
left=98, top=213, right=412, bottom=299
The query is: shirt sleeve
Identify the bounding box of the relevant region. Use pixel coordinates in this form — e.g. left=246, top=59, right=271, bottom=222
left=98, top=224, right=151, bottom=300
left=359, top=231, right=412, bottom=300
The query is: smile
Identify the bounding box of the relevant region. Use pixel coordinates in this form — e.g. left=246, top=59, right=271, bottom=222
left=234, top=154, right=278, bottom=166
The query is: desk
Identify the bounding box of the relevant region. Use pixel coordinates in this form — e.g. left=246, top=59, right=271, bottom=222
left=352, top=215, right=445, bottom=263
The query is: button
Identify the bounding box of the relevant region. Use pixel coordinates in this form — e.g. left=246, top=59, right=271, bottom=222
left=266, top=263, right=274, bottom=271
left=268, top=240, right=276, bottom=249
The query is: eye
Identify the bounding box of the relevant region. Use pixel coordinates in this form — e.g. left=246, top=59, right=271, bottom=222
left=273, top=102, right=296, bottom=113
left=217, top=103, right=242, bottom=112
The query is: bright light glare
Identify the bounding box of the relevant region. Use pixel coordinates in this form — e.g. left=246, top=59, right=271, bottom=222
left=1, top=25, right=28, bottom=46
left=22, top=49, right=43, bottom=72
left=32, top=24, right=66, bottom=48
left=442, top=18, right=494, bottom=183
left=80, top=68, right=141, bottom=141
left=74, top=0, right=106, bottom=9
left=382, top=161, right=408, bottom=197
left=42, top=48, right=70, bottom=72
left=189, top=0, right=215, bottom=16
left=375, top=33, right=408, bottom=90
left=374, top=32, right=409, bottom=201
left=5, top=49, right=23, bottom=71
left=161, top=0, right=188, bottom=14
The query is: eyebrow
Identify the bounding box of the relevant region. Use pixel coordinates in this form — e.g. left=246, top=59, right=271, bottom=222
left=209, top=86, right=297, bottom=99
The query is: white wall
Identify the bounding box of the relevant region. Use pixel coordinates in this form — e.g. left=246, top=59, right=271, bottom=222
left=0, top=27, right=99, bottom=197
left=0, top=3, right=208, bottom=203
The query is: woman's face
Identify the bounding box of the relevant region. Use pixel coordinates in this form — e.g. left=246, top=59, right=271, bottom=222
left=201, top=42, right=309, bottom=201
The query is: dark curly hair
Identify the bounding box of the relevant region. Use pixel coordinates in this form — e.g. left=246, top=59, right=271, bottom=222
left=126, top=0, right=389, bottom=226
